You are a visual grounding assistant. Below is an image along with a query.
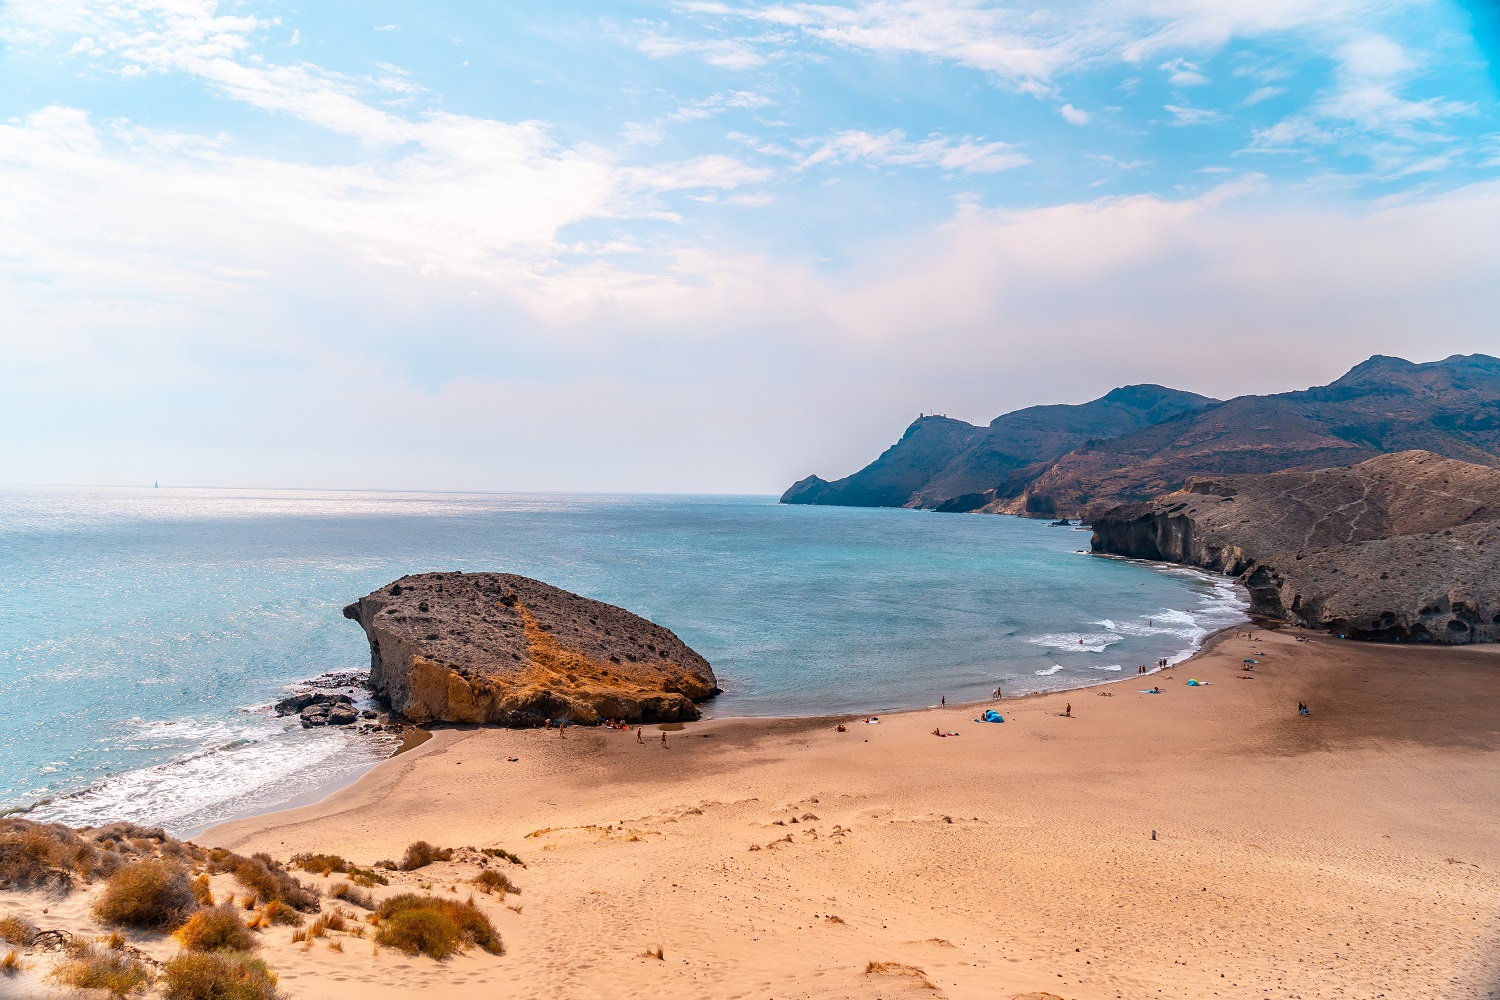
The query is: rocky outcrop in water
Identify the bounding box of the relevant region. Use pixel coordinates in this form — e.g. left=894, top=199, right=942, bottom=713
left=1091, top=451, right=1500, bottom=642
left=343, top=572, right=719, bottom=725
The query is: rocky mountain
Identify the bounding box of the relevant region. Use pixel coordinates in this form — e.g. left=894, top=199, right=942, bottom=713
left=1090, top=451, right=1500, bottom=642
left=344, top=572, right=719, bottom=725
left=783, top=354, right=1500, bottom=519
left=1015, top=354, right=1500, bottom=518
left=781, top=385, right=1217, bottom=511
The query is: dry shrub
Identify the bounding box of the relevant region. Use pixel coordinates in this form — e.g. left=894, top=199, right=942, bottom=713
left=399, top=841, right=453, bottom=872
left=261, top=900, right=301, bottom=927
left=101, top=931, right=126, bottom=950
left=471, top=869, right=518, bottom=895
left=323, top=910, right=349, bottom=933
left=863, top=961, right=936, bottom=989
left=0, top=915, right=37, bottom=946
left=327, top=940, right=343, bottom=953
left=290, top=853, right=347, bottom=876
left=232, top=855, right=319, bottom=913
left=176, top=904, right=257, bottom=953
left=161, top=951, right=281, bottom=1000
left=641, top=945, right=664, bottom=960
left=480, top=847, right=524, bottom=866
left=374, top=894, right=502, bottom=960
left=289, top=929, right=307, bottom=944
left=0, top=820, right=100, bottom=888
left=49, top=940, right=153, bottom=995
left=2, top=949, right=24, bottom=975
left=346, top=867, right=388, bottom=887
left=93, top=859, right=200, bottom=930
left=330, top=882, right=375, bottom=909
left=192, top=873, right=214, bottom=905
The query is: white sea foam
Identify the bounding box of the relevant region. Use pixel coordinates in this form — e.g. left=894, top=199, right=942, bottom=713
left=1090, top=664, right=1123, bottom=671
left=32, top=716, right=394, bottom=836
left=1035, top=664, right=1064, bottom=676
left=1028, top=632, right=1123, bottom=653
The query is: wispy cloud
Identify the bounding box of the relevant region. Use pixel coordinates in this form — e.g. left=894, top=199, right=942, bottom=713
left=797, top=129, right=1029, bottom=173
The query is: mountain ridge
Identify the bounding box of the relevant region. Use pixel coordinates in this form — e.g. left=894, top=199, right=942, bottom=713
left=782, top=354, right=1500, bottom=519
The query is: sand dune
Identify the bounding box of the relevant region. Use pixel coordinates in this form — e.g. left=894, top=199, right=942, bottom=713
left=184, top=629, right=1500, bottom=998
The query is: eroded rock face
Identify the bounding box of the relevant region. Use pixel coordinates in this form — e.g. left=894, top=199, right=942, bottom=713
left=343, top=572, right=719, bottom=725
left=1092, top=451, right=1500, bottom=642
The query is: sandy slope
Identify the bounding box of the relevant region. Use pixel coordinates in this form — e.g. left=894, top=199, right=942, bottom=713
left=26, top=628, right=1498, bottom=1000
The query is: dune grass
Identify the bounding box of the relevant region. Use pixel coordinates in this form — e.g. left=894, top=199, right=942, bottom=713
left=176, top=904, right=258, bottom=953
left=471, top=869, right=519, bottom=895
left=161, top=951, right=281, bottom=1000
left=0, top=915, right=36, bottom=946
left=49, top=941, right=153, bottom=995
left=374, top=894, right=502, bottom=959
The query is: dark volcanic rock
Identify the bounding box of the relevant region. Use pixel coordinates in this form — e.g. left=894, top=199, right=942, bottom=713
left=343, top=572, right=719, bottom=725
left=1092, top=451, right=1500, bottom=642
left=276, top=691, right=354, bottom=716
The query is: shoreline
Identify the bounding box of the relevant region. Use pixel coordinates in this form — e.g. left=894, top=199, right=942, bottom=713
left=195, top=622, right=1500, bottom=998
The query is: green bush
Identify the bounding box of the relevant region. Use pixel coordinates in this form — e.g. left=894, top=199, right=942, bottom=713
left=289, top=853, right=347, bottom=876
left=375, top=894, right=502, bottom=959
left=93, top=859, right=200, bottom=930
left=161, top=951, right=281, bottom=1000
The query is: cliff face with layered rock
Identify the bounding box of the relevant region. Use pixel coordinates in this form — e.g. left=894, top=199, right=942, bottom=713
left=1091, top=451, right=1500, bottom=642
left=344, top=572, right=719, bottom=725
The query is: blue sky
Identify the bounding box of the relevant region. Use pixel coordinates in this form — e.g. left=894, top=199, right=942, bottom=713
left=1, top=0, right=1498, bottom=491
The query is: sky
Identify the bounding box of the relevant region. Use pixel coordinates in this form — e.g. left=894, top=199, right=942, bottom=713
left=1, top=0, right=1498, bottom=493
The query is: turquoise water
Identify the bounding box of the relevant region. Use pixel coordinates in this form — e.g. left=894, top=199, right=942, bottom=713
left=0, top=486, right=1244, bottom=833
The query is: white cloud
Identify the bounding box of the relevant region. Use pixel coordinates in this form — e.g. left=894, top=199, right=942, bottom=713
left=1244, top=85, right=1285, bottom=106
left=1164, top=104, right=1227, bottom=126
left=637, top=32, right=767, bottom=70
left=798, top=129, right=1029, bottom=173
left=1059, top=103, right=1090, bottom=125
left=1160, top=58, right=1208, bottom=86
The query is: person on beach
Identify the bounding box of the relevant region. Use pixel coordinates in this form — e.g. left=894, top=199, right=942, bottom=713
left=1065, top=702, right=1072, bottom=718
left=661, top=731, right=668, bottom=746
left=637, top=728, right=644, bottom=744
left=544, top=718, right=552, bottom=730
left=559, top=720, right=566, bottom=738
left=941, top=695, right=946, bottom=707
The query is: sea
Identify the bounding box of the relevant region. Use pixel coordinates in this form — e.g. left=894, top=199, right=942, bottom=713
left=0, top=486, right=1247, bottom=835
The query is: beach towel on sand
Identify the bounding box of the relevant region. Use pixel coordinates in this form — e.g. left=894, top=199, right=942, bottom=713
left=972, top=709, right=1004, bottom=723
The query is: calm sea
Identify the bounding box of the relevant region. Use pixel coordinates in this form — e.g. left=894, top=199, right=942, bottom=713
left=0, top=486, right=1245, bottom=834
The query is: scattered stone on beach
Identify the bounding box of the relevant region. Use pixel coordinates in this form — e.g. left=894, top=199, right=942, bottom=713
left=343, top=572, right=720, bottom=726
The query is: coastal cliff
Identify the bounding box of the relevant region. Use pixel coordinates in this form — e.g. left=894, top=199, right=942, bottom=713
left=1092, top=451, right=1500, bottom=642
left=343, top=572, right=719, bottom=725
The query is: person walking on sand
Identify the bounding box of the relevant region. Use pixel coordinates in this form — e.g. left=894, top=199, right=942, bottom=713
left=1065, top=702, right=1072, bottom=718
left=661, top=731, right=669, bottom=747
left=637, top=728, right=644, bottom=745
left=941, top=695, right=946, bottom=707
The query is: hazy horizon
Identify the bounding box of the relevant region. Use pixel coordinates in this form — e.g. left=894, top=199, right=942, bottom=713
left=3, top=1, right=1498, bottom=494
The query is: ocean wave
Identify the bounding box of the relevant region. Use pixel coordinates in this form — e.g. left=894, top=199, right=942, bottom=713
left=1029, top=632, right=1123, bottom=653
left=1089, top=664, right=1123, bottom=671
left=32, top=721, right=393, bottom=835
left=1035, top=664, right=1064, bottom=676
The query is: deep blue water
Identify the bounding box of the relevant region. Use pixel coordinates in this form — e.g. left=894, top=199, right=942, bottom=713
left=0, top=486, right=1244, bottom=833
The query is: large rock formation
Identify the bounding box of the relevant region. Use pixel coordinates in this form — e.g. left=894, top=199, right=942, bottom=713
left=1091, top=451, right=1500, bottom=642
left=783, top=354, right=1500, bottom=519
left=343, top=572, right=719, bottom=725
left=781, top=385, right=1216, bottom=511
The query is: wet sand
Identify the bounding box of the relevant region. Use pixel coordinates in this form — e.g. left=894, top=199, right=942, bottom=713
left=198, top=628, right=1500, bottom=999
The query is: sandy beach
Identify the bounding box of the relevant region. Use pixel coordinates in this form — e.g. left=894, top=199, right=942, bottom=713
left=183, top=628, right=1500, bottom=999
